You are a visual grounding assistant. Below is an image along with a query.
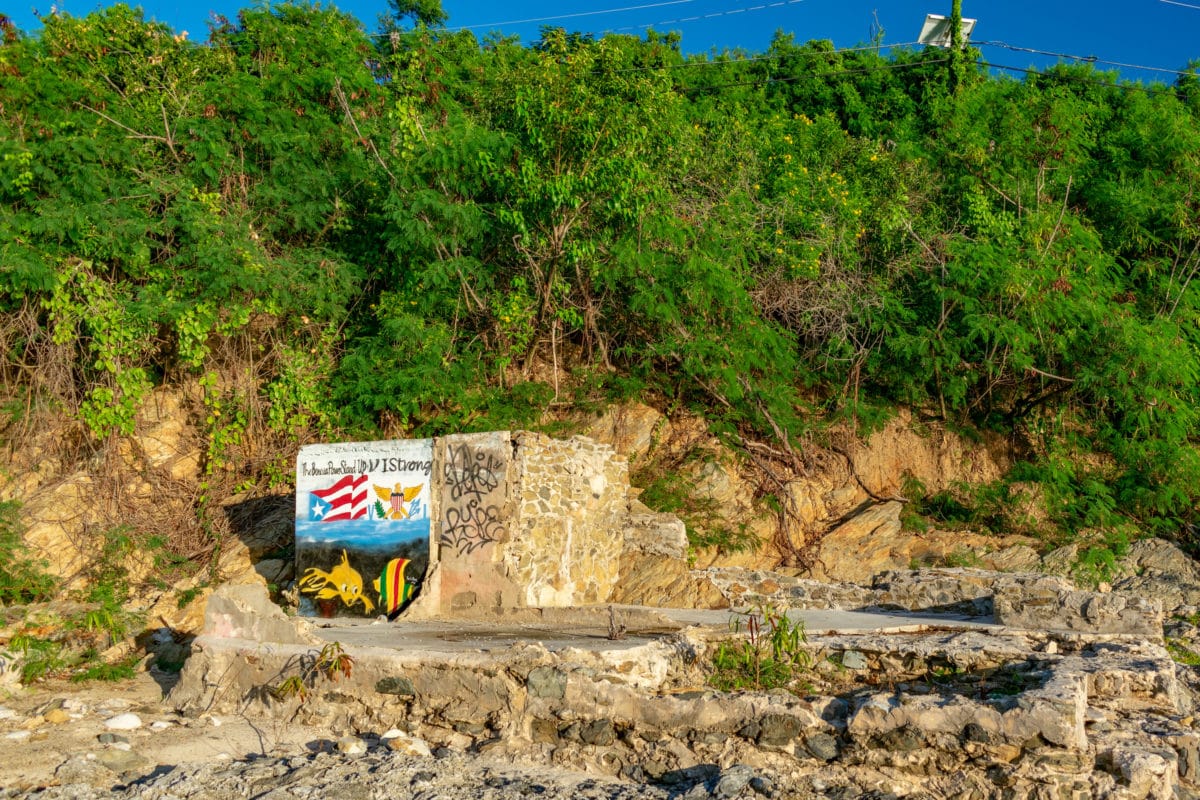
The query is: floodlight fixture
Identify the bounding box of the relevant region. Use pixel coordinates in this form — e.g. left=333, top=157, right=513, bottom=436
left=918, top=13, right=977, bottom=47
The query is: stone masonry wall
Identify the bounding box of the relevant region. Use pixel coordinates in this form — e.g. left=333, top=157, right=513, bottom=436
left=415, top=430, right=633, bottom=615
left=503, top=432, right=628, bottom=607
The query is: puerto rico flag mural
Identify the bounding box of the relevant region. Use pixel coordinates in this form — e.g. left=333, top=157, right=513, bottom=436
left=295, top=440, right=432, bottom=619
left=307, top=474, right=369, bottom=522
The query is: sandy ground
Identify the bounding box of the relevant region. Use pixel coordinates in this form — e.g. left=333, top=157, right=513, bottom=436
left=0, top=669, right=679, bottom=800
left=0, top=668, right=332, bottom=794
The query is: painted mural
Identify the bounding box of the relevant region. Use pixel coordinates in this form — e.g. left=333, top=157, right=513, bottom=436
left=295, top=440, right=432, bottom=618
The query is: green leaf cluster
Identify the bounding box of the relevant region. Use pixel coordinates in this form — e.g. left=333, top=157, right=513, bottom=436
left=5, top=4, right=1200, bottom=546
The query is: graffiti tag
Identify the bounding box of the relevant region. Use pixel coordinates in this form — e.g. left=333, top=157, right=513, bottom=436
left=445, top=443, right=502, bottom=502
left=441, top=500, right=503, bottom=556
left=441, top=443, right=504, bottom=555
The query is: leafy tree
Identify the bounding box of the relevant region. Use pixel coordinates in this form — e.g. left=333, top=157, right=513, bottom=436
left=389, top=0, right=448, bottom=29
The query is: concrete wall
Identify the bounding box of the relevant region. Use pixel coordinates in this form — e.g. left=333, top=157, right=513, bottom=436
left=429, top=431, right=522, bottom=614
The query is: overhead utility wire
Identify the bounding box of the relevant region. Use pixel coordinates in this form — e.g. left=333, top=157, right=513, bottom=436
left=411, top=37, right=927, bottom=86
left=604, top=0, right=809, bottom=34
left=1160, top=0, right=1200, bottom=9
left=606, top=40, right=924, bottom=74
left=976, top=40, right=1197, bottom=78
left=371, top=19, right=1189, bottom=83
left=978, top=61, right=1181, bottom=94
left=379, top=0, right=809, bottom=39
left=445, top=0, right=696, bottom=31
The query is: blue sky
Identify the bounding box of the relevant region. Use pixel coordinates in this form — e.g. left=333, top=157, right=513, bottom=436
left=6, top=0, right=1200, bottom=83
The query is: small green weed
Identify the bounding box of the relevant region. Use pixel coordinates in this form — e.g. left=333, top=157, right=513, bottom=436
left=176, top=585, right=206, bottom=609
left=71, top=655, right=141, bottom=683
left=8, top=633, right=67, bottom=683
left=269, top=641, right=355, bottom=707
left=942, top=547, right=983, bottom=569
left=709, top=606, right=811, bottom=692
left=1167, top=639, right=1200, bottom=667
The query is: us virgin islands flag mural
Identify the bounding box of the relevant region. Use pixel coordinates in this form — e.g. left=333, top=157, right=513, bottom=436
left=295, top=439, right=432, bottom=618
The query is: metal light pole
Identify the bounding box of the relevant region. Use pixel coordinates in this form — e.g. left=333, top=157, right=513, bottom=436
left=949, top=0, right=964, bottom=91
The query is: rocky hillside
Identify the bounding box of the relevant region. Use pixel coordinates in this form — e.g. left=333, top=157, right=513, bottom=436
left=0, top=392, right=1182, bottom=652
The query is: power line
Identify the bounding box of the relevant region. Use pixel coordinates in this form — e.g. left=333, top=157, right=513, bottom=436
left=609, top=40, right=925, bottom=73
left=976, top=40, right=1196, bottom=78
left=604, top=0, right=809, bottom=34
left=978, top=61, right=1179, bottom=94
left=1160, top=0, right=1200, bottom=9
left=444, top=0, right=697, bottom=32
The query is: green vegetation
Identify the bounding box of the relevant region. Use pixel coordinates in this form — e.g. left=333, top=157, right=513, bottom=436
left=0, top=509, right=143, bottom=684
left=1071, top=531, right=1132, bottom=588
left=1, top=2, right=1200, bottom=561
left=0, top=501, right=54, bottom=605
left=633, top=450, right=759, bottom=554
left=1167, top=638, right=1200, bottom=667
left=270, top=641, right=355, bottom=705
left=709, top=606, right=811, bottom=692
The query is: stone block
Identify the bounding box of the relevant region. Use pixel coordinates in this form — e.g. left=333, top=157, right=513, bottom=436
left=623, top=512, right=688, bottom=560
left=871, top=569, right=1072, bottom=617
left=994, top=586, right=1163, bottom=636
left=527, top=667, right=567, bottom=700
left=203, top=583, right=317, bottom=645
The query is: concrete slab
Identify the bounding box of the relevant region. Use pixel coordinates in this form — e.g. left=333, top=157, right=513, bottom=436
left=306, top=605, right=1001, bottom=653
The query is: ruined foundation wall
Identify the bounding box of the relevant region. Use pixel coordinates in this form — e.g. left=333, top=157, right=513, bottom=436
left=429, top=432, right=522, bottom=614
left=420, top=431, right=631, bottom=614
left=503, top=432, right=628, bottom=607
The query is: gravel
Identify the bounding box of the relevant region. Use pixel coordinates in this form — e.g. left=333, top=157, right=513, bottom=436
left=8, top=750, right=679, bottom=800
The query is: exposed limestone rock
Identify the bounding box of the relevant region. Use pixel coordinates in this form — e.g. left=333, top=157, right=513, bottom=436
left=985, top=543, right=1043, bottom=572
left=122, top=388, right=201, bottom=485
left=200, top=583, right=318, bottom=646
left=805, top=502, right=903, bottom=584
left=1114, top=538, right=1200, bottom=616
left=1125, top=538, right=1200, bottom=583
left=579, top=403, right=665, bottom=466
left=781, top=453, right=864, bottom=530
left=19, top=474, right=97, bottom=589
left=608, top=555, right=729, bottom=609
left=806, top=500, right=1043, bottom=585
left=840, top=408, right=1007, bottom=499
left=168, top=597, right=1199, bottom=800
left=995, top=586, right=1164, bottom=637
left=1040, top=542, right=1081, bottom=578
left=871, top=569, right=1075, bottom=616
left=623, top=505, right=688, bottom=561
left=6, top=387, right=206, bottom=591
left=609, top=507, right=726, bottom=608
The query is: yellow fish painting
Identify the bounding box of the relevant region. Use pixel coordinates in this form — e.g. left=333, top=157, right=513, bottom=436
left=374, top=557, right=416, bottom=616
left=373, top=483, right=423, bottom=519
left=298, top=549, right=375, bottom=613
